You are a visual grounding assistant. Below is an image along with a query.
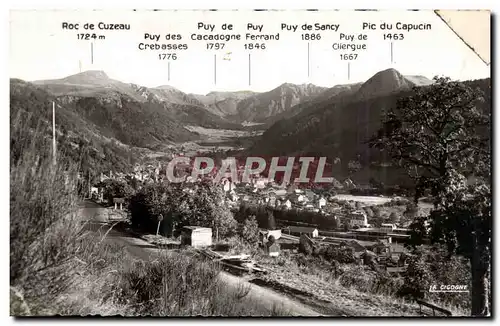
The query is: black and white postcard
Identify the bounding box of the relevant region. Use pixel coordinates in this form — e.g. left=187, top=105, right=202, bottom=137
left=9, top=8, right=492, bottom=317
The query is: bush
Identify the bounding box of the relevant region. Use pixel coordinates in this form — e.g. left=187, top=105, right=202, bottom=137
left=298, top=235, right=314, bottom=256
left=321, top=245, right=357, bottom=264
left=129, top=182, right=238, bottom=238
left=399, top=254, right=431, bottom=300
left=372, top=206, right=382, bottom=218
left=338, top=265, right=404, bottom=296
left=403, top=202, right=418, bottom=219
left=399, top=247, right=471, bottom=310
left=56, top=240, right=287, bottom=316
left=389, top=212, right=400, bottom=223
left=364, top=206, right=374, bottom=218
left=118, top=253, right=217, bottom=315
left=217, top=236, right=260, bottom=256
left=10, top=114, right=97, bottom=314
left=120, top=252, right=288, bottom=316
left=99, top=179, right=133, bottom=205
left=267, top=209, right=277, bottom=230
left=240, top=216, right=259, bottom=245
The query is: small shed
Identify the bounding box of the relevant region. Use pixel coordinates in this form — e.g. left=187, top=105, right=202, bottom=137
left=258, top=229, right=282, bottom=243
left=181, top=226, right=212, bottom=248
left=266, top=242, right=281, bottom=257
left=90, top=186, right=99, bottom=197
left=370, top=241, right=392, bottom=255
left=113, top=197, right=125, bottom=210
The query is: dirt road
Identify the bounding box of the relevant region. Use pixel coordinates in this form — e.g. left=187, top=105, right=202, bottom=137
left=80, top=201, right=323, bottom=316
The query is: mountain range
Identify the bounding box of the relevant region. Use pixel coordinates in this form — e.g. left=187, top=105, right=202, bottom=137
left=14, top=67, right=486, bottom=185
left=31, top=68, right=436, bottom=129
left=247, top=72, right=491, bottom=187
left=33, top=71, right=332, bottom=126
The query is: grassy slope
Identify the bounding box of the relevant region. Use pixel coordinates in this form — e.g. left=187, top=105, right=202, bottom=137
left=10, top=79, right=140, bottom=173
left=255, top=252, right=468, bottom=317
left=9, top=108, right=286, bottom=316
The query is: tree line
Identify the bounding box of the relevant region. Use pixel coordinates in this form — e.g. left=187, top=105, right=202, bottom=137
left=128, top=182, right=238, bottom=238
left=234, top=202, right=339, bottom=230
left=369, top=76, right=491, bottom=316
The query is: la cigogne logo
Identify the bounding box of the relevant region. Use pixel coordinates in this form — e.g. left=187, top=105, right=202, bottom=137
left=428, top=285, right=469, bottom=293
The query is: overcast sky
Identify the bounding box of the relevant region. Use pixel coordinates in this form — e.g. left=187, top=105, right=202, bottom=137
left=10, top=10, right=490, bottom=95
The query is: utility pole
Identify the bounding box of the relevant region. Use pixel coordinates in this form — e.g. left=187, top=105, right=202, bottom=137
left=52, top=101, right=56, bottom=166
left=88, top=171, right=91, bottom=199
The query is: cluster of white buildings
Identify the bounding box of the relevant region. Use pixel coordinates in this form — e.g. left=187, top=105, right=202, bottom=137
left=218, top=177, right=332, bottom=213
left=94, top=160, right=376, bottom=230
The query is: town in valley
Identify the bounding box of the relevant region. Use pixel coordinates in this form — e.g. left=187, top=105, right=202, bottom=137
left=10, top=9, right=491, bottom=318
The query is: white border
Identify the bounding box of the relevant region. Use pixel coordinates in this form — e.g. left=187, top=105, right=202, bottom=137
left=4, top=0, right=499, bottom=10
left=2, top=0, right=498, bottom=325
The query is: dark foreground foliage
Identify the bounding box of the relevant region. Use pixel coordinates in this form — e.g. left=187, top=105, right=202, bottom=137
left=10, top=110, right=285, bottom=316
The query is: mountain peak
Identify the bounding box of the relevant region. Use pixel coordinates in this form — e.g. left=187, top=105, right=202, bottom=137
left=65, top=70, right=109, bottom=81
left=154, top=85, right=180, bottom=92
left=276, top=82, right=319, bottom=91
left=76, top=70, right=109, bottom=79
left=372, top=68, right=405, bottom=81
left=58, top=70, right=112, bottom=85
left=356, top=68, right=413, bottom=99
left=405, top=75, right=434, bottom=86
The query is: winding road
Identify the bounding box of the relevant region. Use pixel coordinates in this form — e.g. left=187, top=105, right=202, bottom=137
left=78, top=200, right=323, bottom=316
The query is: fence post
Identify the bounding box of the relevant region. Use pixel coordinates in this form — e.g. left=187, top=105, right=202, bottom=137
left=163, top=274, right=168, bottom=314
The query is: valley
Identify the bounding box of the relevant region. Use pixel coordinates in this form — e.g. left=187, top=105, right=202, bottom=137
left=16, top=68, right=490, bottom=191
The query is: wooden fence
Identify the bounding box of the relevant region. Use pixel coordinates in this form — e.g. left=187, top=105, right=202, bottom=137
left=416, top=299, right=452, bottom=316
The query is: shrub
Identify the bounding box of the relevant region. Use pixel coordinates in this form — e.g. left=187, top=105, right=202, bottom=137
left=291, top=253, right=339, bottom=280
left=240, top=215, right=259, bottom=245
left=389, top=212, right=400, bottom=223
left=364, top=206, right=374, bottom=218
left=10, top=113, right=96, bottom=314
left=399, top=254, right=432, bottom=300
left=118, top=252, right=287, bottom=316
left=218, top=236, right=260, bottom=256
left=298, top=235, right=314, bottom=256
left=98, top=179, right=133, bottom=205
left=403, top=202, right=418, bottom=219
left=321, top=245, right=357, bottom=264
left=129, top=182, right=238, bottom=238
left=215, top=208, right=238, bottom=239
left=398, top=246, right=471, bottom=310
left=338, top=265, right=404, bottom=296
left=267, top=209, right=277, bottom=229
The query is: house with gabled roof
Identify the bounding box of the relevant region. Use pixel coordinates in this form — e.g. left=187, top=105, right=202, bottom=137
left=284, top=226, right=319, bottom=238
left=289, top=193, right=306, bottom=204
